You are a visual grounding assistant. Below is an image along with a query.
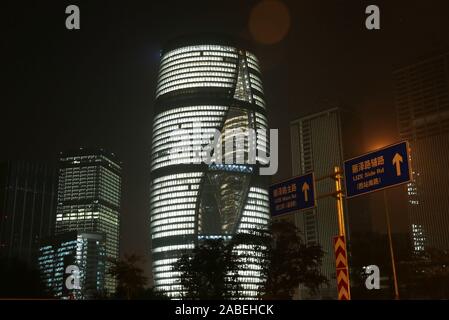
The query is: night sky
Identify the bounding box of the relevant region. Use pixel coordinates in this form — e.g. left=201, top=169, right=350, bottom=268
left=3, top=0, right=449, bottom=282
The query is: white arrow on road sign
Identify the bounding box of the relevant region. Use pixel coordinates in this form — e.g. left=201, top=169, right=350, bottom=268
left=270, top=172, right=316, bottom=216
left=392, top=153, right=403, bottom=176
left=302, top=182, right=310, bottom=202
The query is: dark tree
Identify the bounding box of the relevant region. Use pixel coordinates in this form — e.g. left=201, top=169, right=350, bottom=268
left=254, top=220, right=328, bottom=299
left=173, top=239, right=242, bottom=300
left=108, top=254, right=149, bottom=299
left=0, top=257, right=50, bottom=298
left=139, top=287, right=170, bottom=300
left=173, top=221, right=326, bottom=300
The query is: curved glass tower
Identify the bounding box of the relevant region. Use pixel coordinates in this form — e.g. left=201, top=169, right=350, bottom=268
left=150, top=37, right=271, bottom=298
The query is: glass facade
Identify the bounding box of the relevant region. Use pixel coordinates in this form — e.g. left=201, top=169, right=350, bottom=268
left=290, top=109, right=347, bottom=299
left=38, top=231, right=106, bottom=299
left=394, top=53, right=449, bottom=254
left=0, top=161, right=57, bottom=266
left=150, top=40, right=270, bottom=298
left=55, top=148, right=121, bottom=294
left=290, top=107, right=369, bottom=299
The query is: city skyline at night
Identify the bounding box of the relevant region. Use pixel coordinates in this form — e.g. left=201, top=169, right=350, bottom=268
left=2, top=0, right=449, bottom=305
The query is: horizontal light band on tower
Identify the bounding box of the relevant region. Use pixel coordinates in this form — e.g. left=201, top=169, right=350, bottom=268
left=151, top=105, right=229, bottom=171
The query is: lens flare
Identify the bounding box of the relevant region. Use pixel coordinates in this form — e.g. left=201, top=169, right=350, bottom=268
left=249, top=0, right=291, bottom=45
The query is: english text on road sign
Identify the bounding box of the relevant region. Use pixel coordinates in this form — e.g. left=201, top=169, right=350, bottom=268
left=344, top=141, right=411, bottom=198
left=269, top=173, right=316, bottom=217
left=334, top=235, right=351, bottom=300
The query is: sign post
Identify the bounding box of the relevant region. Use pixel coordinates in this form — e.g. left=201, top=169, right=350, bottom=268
left=334, top=167, right=346, bottom=238
left=383, top=190, right=400, bottom=300
left=270, top=141, right=412, bottom=301
left=344, top=141, right=412, bottom=300
left=334, top=235, right=350, bottom=300
left=333, top=166, right=350, bottom=300
left=270, top=169, right=353, bottom=300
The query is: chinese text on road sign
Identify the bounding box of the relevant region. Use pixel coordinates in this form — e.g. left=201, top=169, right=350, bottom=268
left=344, top=141, right=412, bottom=198
left=269, top=173, right=316, bottom=217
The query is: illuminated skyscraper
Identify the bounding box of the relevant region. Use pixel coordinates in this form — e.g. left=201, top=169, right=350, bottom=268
left=394, top=52, right=449, bottom=254
left=55, top=148, right=121, bottom=294
left=150, top=36, right=271, bottom=298
left=38, top=231, right=106, bottom=299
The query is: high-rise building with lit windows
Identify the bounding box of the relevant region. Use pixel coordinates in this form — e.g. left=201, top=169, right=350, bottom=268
left=55, top=148, right=121, bottom=294
left=290, top=107, right=367, bottom=299
left=150, top=36, right=271, bottom=298
left=38, top=231, right=106, bottom=299
left=394, top=52, right=449, bottom=253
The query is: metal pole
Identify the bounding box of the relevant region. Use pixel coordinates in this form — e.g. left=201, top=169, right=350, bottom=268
left=334, top=166, right=346, bottom=238
left=383, top=190, right=400, bottom=300
left=334, top=166, right=351, bottom=300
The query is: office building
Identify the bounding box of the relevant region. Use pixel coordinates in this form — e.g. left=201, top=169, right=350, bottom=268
left=55, top=148, right=121, bottom=294
left=394, top=52, right=449, bottom=253
left=0, top=161, right=57, bottom=266
left=38, top=231, right=106, bottom=299
left=150, top=36, right=271, bottom=298
left=290, top=107, right=366, bottom=299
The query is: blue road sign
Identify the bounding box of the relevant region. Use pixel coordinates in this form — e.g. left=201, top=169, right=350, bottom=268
left=344, top=141, right=412, bottom=198
left=269, top=173, right=316, bottom=217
